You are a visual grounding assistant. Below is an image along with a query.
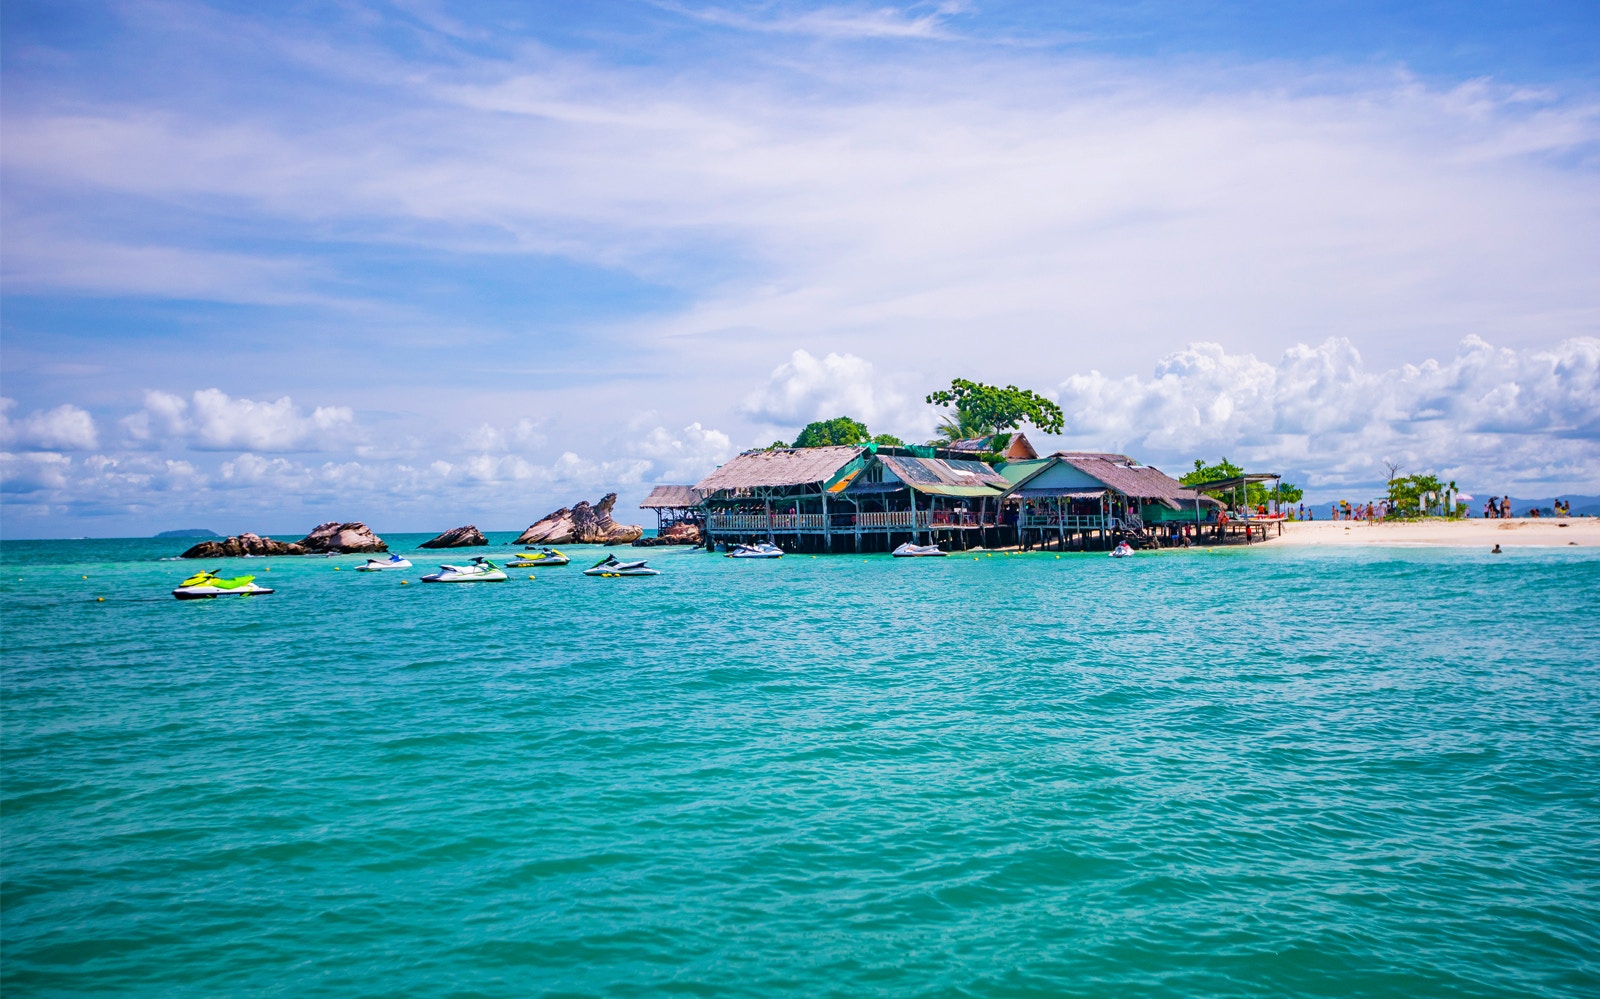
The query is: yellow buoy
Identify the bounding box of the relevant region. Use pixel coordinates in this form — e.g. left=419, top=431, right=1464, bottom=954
left=82, top=574, right=88, bottom=579
left=97, top=597, right=104, bottom=602
left=401, top=580, right=409, bottom=585
left=334, top=567, right=341, bottom=571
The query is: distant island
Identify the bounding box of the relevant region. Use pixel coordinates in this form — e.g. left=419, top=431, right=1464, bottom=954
left=155, top=528, right=220, bottom=538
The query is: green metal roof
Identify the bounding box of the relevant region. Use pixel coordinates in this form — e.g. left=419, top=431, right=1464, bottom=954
left=994, top=459, right=1051, bottom=485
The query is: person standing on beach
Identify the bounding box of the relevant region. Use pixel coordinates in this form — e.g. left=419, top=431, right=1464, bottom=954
left=1501, top=497, right=1512, bottom=519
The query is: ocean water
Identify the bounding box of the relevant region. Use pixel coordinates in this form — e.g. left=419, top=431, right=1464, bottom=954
left=3, top=536, right=1598, bottom=998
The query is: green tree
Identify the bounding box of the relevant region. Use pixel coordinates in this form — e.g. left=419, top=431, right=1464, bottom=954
left=925, top=379, right=1064, bottom=442
left=1182, top=458, right=1302, bottom=508
left=1385, top=474, right=1457, bottom=518
left=871, top=433, right=905, bottom=447
left=792, top=416, right=871, bottom=448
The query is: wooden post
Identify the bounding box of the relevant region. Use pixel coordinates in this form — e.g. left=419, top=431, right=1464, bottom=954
left=822, top=486, right=832, bottom=553
left=764, top=495, right=774, bottom=544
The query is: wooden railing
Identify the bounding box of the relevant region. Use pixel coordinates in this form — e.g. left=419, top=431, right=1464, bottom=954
left=1021, top=514, right=1106, bottom=530
left=706, top=513, right=825, bottom=532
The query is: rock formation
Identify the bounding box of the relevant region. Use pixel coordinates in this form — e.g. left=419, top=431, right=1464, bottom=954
left=632, top=521, right=702, bottom=547
left=180, top=533, right=306, bottom=558
left=296, top=521, right=387, bottom=553
left=420, top=525, right=488, bottom=548
left=515, top=493, right=644, bottom=546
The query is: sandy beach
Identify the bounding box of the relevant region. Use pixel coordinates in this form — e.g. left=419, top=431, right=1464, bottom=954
left=1269, top=518, right=1600, bottom=548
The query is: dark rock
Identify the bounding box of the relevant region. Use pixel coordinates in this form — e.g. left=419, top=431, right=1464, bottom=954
left=515, top=493, right=644, bottom=546
left=420, top=525, right=488, bottom=549
left=631, top=522, right=701, bottom=547
left=297, top=521, right=387, bottom=553
left=180, top=532, right=306, bottom=558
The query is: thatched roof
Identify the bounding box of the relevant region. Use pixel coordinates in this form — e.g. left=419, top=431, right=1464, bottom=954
left=944, top=433, right=1039, bottom=460
left=1002, top=451, right=1209, bottom=508
left=694, top=446, right=865, bottom=494
left=639, top=485, right=705, bottom=509
left=870, top=455, right=1010, bottom=497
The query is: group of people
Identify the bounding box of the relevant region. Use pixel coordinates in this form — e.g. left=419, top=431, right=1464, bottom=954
left=1330, top=500, right=1385, bottom=521
left=1483, top=496, right=1513, bottom=519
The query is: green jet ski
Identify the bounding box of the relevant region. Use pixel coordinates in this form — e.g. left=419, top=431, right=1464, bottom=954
left=173, top=570, right=275, bottom=600
left=510, top=547, right=570, bottom=567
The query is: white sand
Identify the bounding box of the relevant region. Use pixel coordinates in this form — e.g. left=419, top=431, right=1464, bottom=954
left=1266, top=518, right=1600, bottom=548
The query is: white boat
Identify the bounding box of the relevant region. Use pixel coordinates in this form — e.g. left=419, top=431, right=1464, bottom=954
left=508, top=548, right=569, bottom=567
left=1109, top=541, right=1135, bottom=558
left=728, top=542, right=783, bottom=559
left=421, top=557, right=507, bottom=582
left=173, top=570, right=274, bottom=599
left=583, top=555, right=661, bottom=577
left=892, top=542, right=947, bottom=557
left=355, top=553, right=412, bottom=571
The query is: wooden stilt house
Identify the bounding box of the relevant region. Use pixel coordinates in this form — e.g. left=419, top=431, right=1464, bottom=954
left=835, top=453, right=1011, bottom=552
left=694, top=446, right=868, bottom=552
left=639, top=485, right=706, bottom=532
left=1000, top=452, right=1217, bottom=550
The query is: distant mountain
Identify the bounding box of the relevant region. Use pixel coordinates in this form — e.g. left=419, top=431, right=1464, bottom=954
left=1492, top=495, right=1600, bottom=517
left=154, top=528, right=221, bottom=538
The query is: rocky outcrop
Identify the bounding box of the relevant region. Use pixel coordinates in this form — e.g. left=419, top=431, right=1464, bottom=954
left=420, top=525, right=488, bottom=549
left=180, top=533, right=306, bottom=558
left=296, top=521, right=387, bottom=553
left=516, top=493, right=645, bottom=546
left=632, top=521, right=702, bottom=547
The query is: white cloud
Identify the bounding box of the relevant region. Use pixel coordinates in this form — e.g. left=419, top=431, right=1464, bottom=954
left=460, top=417, right=546, bottom=452
left=1054, top=336, right=1600, bottom=492
left=631, top=421, right=734, bottom=482
left=0, top=399, right=98, bottom=450
left=741, top=350, right=930, bottom=439
left=0, top=451, right=73, bottom=494
left=122, top=388, right=359, bottom=452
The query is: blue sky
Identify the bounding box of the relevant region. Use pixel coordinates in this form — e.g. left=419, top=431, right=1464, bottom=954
left=2, top=1, right=1598, bottom=537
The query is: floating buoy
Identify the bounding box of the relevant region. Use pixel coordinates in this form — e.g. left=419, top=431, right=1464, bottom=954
left=334, top=567, right=341, bottom=571
left=401, top=580, right=409, bottom=585
left=97, top=597, right=104, bottom=602
left=82, top=575, right=88, bottom=579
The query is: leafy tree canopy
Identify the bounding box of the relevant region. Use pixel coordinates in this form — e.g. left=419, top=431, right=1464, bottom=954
left=1182, top=458, right=1302, bottom=507
left=793, top=416, right=871, bottom=448
left=1386, top=474, right=1458, bottom=518
left=925, top=379, right=1064, bottom=441
left=871, top=433, right=905, bottom=447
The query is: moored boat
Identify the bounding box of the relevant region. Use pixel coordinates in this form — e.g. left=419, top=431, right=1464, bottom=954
left=728, top=542, right=783, bottom=559
left=892, top=542, right=947, bottom=557
left=509, top=548, right=569, bottom=567
left=172, top=570, right=274, bottom=599
left=583, top=555, right=660, bottom=577
left=356, top=553, right=412, bottom=571
left=421, top=557, right=507, bottom=582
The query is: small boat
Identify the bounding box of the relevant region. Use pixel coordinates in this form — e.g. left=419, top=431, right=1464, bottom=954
left=509, top=548, right=569, bottom=567
left=421, top=557, right=507, bottom=583
left=1109, top=541, right=1135, bottom=558
left=728, top=542, right=783, bottom=559
left=356, top=553, right=412, bottom=571
left=173, top=570, right=274, bottom=599
left=892, top=542, right=947, bottom=557
left=583, top=555, right=661, bottom=577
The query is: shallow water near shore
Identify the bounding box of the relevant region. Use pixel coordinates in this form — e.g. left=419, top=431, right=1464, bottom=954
left=4, top=536, right=1599, bottom=997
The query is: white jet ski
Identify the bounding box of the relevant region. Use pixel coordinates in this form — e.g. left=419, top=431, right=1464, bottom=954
left=421, top=556, right=507, bottom=582
left=1109, top=541, right=1135, bottom=558
left=355, top=553, right=412, bottom=571
left=892, top=542, right=947, bottom=557
left=728, top=542, right=783, bottom=559
left=583, top=554, right=661, bottom=577
left=509, top=548, right=569, bottom=567
left=172, top=570, right=274, bottom=600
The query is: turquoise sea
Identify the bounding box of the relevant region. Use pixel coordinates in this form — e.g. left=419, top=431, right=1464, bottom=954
left=3, top=536, right=1598, bottom=997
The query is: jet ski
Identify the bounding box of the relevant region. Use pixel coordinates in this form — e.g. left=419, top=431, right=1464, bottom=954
left=509, top=547, right=569, bottom=567
left=1109, top=541, right=1135, bottom=558
left=892, top=542, right=947, bottom=557
left=420, top=557, right=507, bottom=583
left=728, top=542, right=783, bottom=559
left=173, top=570, right=274, bottom=599
left=355, top=553, right=412, bottom=571
left=583, top=554, right=661, bottom=577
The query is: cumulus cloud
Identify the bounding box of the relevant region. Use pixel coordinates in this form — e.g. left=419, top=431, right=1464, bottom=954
left=630, top=421, right=734, bottom=481
left=460, top=418, right=546, bottom=452
left=0, top=451, right=74, bottom=494
left=122, top=389, right=358, bottom=451
left=0, top=398, right=98, bottom=450
left=742, top=350, right=930, bottom=439
left=1055, top=336, right=1600, bottom=491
